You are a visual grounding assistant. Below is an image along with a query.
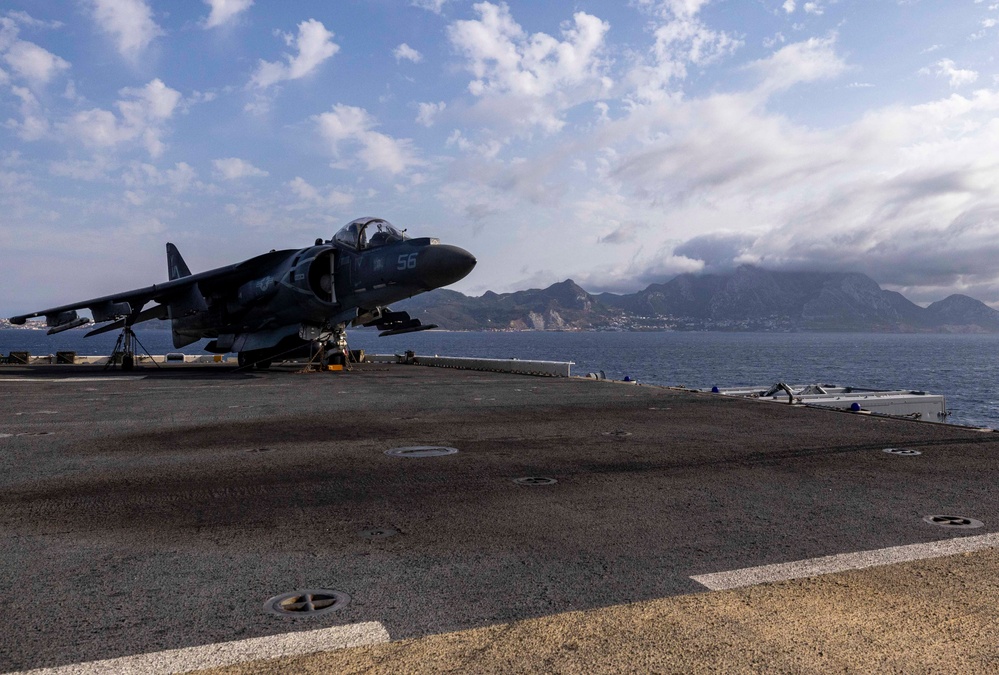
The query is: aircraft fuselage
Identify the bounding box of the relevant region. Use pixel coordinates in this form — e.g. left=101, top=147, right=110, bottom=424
left=10, top=217, right=476, bottom=367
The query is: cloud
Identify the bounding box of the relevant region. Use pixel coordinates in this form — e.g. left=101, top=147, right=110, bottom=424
left=597, top=221, right=645, bottom=244
left=749, top=34, right=847, bottom=95
left=0, top=14, right=68, bottom=140
left=394, top=43, right=422, bottom=63
left=632, top=1, right=713, bottom=19
left=920, top=58, right=978, bottom=88
left=627, top=0, right=743, bottom=103
left=584, top=83, right=999, bottom=299
left=0, top=13, right=70, bottom=89
left=782, top=0, right=796, bottom=12
left=64, top=78, right=181, bottom=157
left=411, top=0, right=449, bottom=14
left=314, top=104, right=423, bottom=174
left=201, top=0, right=253, bottom=29
left=446, top=129, right=502, bottom=158
left=88, top=0, right=163, bottom=59
left=416, top=101, right=445, bottom=127
left=122, top=160, right=201, bottom=193
left=5, top=85, right=50, bottom=140
left=673, top=232, right=755, bottom=270
left=447, top=2, right=611, bottom=132
left=287, top=176, right=354, bottom=209
left=250, top=19, right=339, bottom=89
left=212, top=157, right=268, bottom=180
left=420, top=14, right=996, bottom=299
left=48, top=156, right=117, bottom=181
left=2, top=39, right=69, bottom=87
left=4, top=12, right=63, bottom=30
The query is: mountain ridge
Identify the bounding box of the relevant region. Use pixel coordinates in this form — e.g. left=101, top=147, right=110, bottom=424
left=396, top=265, right=999, bottom=333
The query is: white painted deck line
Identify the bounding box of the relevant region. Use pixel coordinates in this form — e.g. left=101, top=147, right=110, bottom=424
left=0, top=377, right=144, bottom=382
left=692, top=532, right=999, bottom=591
left=15, top=622, right=390, bottom=675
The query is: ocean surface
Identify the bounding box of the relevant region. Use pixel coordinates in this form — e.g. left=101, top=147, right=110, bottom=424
left=2, top=328, right=997, bottom=429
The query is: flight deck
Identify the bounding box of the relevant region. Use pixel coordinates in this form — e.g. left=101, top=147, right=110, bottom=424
left=1, top=362, right=997, bottom=672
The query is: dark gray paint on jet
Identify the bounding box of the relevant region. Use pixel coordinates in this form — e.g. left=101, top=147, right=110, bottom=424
left=10, top=217, right=476, bottom=368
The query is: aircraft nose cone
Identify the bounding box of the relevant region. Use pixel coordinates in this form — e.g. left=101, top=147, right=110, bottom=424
left=418, top=244, right=476, bottom=289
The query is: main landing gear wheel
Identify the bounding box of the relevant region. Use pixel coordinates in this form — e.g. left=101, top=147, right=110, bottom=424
left=237, top=351, right=272, bottom=370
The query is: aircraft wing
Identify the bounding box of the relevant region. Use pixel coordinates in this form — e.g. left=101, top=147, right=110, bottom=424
left=9, top=248, right=297, bottom=328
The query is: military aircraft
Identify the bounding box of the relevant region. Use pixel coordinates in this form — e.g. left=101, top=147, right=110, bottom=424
left=9, top=217, right=476, bottom=369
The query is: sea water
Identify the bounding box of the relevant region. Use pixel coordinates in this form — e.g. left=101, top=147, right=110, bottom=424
left=2, top=329, right=997, bottom=429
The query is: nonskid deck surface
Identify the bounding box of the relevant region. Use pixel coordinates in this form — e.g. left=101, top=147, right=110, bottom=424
left=1, top=363, right=997, bottom=672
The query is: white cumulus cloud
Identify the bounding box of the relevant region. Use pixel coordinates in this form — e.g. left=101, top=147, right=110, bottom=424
left=65, top=78, right=181, bottom=157
left=202, top=0, right=254, bottom=29
left=0, top=13, right=70, bottom=89
left=314, top=104, right=423, bottom=174
left=447, top=2, right=611, bottom=132
left=628, top=0, right=743, bottom=103
left=88, top=0, right=163, bottom=59
left=394, top=43, right=422, bottom=63
left=921, top=58, right=979, bottom=88
left=250, top=19, right=339, bottom=89
left=416, top=101, right=445, bottom=127
left=2, top=40, right=69, bottom=87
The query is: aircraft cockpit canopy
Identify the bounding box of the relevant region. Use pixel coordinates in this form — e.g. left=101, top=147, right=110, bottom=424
left=333, top=217, right=409, bottom=250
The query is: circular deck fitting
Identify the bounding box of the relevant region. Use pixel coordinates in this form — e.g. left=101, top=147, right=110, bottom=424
left=512, top=476, right=558, bottom=487
left=922, top=515, right=984, bottom=529
left=602, top=430, right=632, bottom=438
left=883, top=447, right=922, bottom=456
left=264, top=589, right=350, bottom=618
left=359, top=527, right=399, bottom=539
left=385, top=446, right=459, bottom=458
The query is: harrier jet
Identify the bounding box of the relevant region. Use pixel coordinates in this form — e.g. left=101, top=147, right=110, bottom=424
left=10, top=217, right=476, bottom=369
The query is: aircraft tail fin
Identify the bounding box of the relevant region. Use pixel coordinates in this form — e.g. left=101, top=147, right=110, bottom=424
left=166, top=243, right=192, bottom=280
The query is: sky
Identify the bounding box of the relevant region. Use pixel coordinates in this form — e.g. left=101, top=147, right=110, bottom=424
left=2, top=0, right=999, bottom=315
